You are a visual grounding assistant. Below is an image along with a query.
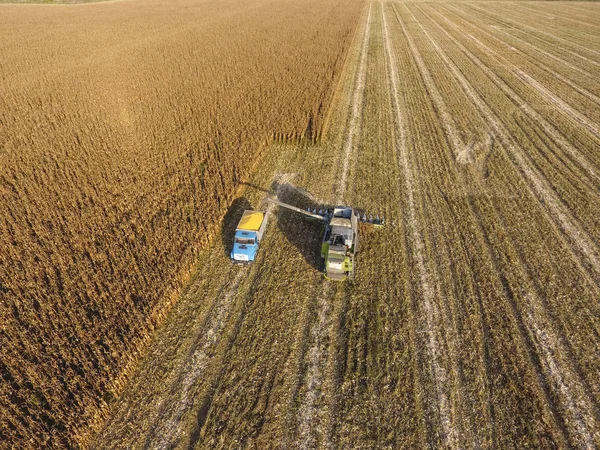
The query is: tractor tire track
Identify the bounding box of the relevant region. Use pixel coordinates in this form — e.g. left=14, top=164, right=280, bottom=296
left=426, top=5, right=600, bottom=187
left=466, top=193, right=574, bottom=448
left=382, top=3, right=458, bottom=448
left=147, top=268, right=248, bottom=450
left=417, top=4, right=600, bottom=294
left=144, top=183, right=293, bottom=449
left=294, top=4, right=372, bottom=448
left=281, top=280, right=326, bottom=448
left=399, top=6, right=521, bottom=447
left=469, top=178, right=600, bottom=447
left=442, top=3, right=595, bottom=81
left=468, top=3, right=600, bottom=64
left=410, top=4, right=600, bottom=286
left=438, top=5, right=600, bottom=108
left=525, top=294, right=600, bottom=449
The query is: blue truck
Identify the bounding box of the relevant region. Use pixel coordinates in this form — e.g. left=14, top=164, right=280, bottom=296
left=230, top=210, right=270, bottom=262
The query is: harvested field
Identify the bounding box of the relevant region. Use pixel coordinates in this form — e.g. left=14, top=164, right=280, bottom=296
left=3, top=0, right=600, bottom=449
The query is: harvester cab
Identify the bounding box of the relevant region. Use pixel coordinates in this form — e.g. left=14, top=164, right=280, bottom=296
left=264, top=196, right=384, bottom=281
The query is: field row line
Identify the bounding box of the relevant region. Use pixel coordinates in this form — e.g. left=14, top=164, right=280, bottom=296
left=148, top=265, right=248, bottom=449
left=473, top=188, right=595, bottom=449
left=438, top=4, right=600, bottom=107
left=525, top=294, right=599, bottom=450
left=429, top=5, right=600, bottom=187
left=381, top=3, right=458, bottom=448
left=393, top=3, right=479, bottom=445
left=450, top=26, right=600, bottom=139
left=336, top=3, right=373, bottom=205
left=483, top=19, right=596, bottom=80
left=411, top=3, right=600, bottom=284
left=402, top=6, right=600, bottom=445
left=394, top=5, right=465, bottom=163
left=297, top=284, right=334, bottom=450
left=296, top=4, right=373, bottom=448
left=407, top=5, right=600, bottom=446
left=516, top=3, right=600, bottom=34
left=457, top=30, right=600, bottom=174
left=514, top=69, right=599, bottom=136
left=467, top=3, right=600, bottom=63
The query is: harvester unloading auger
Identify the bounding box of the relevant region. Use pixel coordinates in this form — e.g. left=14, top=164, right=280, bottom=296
left=263, top=197, right=384, bottom=281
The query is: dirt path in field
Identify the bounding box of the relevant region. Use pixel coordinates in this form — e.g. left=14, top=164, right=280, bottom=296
left=295, top=4, right=372, bottom=448
left=382, top=4, right=458, bottom=448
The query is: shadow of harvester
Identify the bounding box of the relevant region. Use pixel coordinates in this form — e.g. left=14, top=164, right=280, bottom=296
left=269, top=182, right=330, bottom=271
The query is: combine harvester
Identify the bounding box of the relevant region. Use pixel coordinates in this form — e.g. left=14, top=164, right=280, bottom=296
left=230, top=194, right=384, bottom=281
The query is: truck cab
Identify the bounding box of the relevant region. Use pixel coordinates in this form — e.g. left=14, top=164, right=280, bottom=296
left=231, top=230, right=259, bottom=262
